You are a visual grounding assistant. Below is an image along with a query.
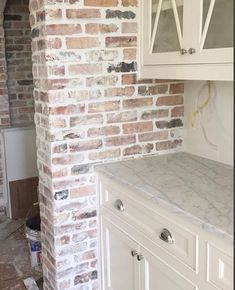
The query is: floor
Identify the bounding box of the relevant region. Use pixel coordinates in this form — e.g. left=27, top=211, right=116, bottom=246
left=0, top=216, right=43, bottom=290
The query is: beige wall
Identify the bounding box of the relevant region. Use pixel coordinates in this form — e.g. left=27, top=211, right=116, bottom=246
left=183, top=81, right=233, bottom=166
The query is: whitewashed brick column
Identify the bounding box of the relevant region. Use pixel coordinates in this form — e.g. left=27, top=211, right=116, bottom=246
left=29, top=0, right=184, bottom=289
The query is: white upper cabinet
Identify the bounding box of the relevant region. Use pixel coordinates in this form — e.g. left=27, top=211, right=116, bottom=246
left=140, top=0, right=233, bottom=80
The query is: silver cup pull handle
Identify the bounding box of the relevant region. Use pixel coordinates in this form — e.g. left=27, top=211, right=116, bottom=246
left=131, top=250, right=138, bottom=257
left=137, top=254, right=143, bottom=261
left=159, top=228, right=174, bottom=244
left=114, top=199, right=124, bottom=212
left=188, top=48, right=196, bottom=54
left=180, top=48, right=187, bottom=55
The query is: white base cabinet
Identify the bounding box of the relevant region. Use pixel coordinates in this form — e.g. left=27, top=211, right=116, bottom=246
left=98, top=174, right=233, bottom=290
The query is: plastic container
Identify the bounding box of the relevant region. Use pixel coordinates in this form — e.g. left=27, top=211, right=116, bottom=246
left=25, top=207, right=42, bottom=272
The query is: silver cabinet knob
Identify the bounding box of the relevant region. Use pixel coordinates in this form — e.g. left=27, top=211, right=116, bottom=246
left=159, top=228, right=174, bottom=244
left=131, top=250, right=138, bottom=257
left=188, top=48, right=196, bottom=54
left=180, top=48, right=187, bottom=55
left=137, top=254, right=143, bottom=261
left=114, top=199, right=124, bottom=212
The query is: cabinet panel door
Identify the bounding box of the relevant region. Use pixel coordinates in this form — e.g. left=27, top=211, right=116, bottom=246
left=100, top=217, right=139, bottom=290
left=140, top=247, right=197, bottom=290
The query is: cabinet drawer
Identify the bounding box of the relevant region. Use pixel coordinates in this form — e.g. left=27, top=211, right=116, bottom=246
left=207, top=244, right=233, bottom=290
left=100, top=181, right=198, bottom=272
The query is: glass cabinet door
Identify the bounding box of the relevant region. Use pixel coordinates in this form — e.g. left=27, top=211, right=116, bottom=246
left=142, top=0, right=190, bottom=65
left=189, top=0, right=233, bottom=63
left=202, top=0, right=233, bottom=50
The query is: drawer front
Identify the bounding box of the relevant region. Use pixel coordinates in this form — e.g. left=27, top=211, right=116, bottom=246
left=100, top=181, right=198, bottom=271
left=207, top=244, right=233, bottom=290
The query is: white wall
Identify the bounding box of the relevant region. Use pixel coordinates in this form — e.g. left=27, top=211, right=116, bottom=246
left=183, top=81, right=233, bottom=166
left=1, top=126, right=38, bottom=182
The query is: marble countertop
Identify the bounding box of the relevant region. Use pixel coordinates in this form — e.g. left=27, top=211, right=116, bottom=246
left=96, top=152, right=233, bottom=243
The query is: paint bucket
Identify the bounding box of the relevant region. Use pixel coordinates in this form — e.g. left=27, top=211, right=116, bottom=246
left=25, top=211, right=42, bottom=272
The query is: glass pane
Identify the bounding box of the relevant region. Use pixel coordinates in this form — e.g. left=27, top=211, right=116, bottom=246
left=152, top=0, right=183, bottom=53
left=202, top=0, right=210, bottom=32
left=203, top=0, right=233, bottom=49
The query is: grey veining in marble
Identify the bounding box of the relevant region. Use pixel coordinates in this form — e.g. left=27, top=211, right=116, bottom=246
left=95, top=152, right=233, bottom=243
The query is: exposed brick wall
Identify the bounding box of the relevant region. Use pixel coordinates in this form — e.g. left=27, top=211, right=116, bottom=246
left=4, top=0, right=34, bottom=125
left=0, top=0, right=10, bottom=215
left=29, top=0, right=184, bottom=289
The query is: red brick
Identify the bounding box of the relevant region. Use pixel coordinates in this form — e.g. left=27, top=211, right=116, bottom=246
left=52, top=144, right=68, bottom=154
left=156, top=139, right=183, bottom=151
left=123, top=97, right=153, bottom=109
left=105, top=86, right=135, bottom=97
left=66, top=37, right=100, bottom=49
left=85, top=23, right=119, bottom=34
left=122, top=0, right=138, bottom=6
left=156, top=95, right=183, bottom=106
left=87, top=125, right=120, bottom=137
left=48, top=65, right=65, bottom=76
left=84, top=0, right=118, bottom=6
left=46, top=8, right=62, bottom=19
left=69, top=140, right=102, bottom=152
left=138, top=131, right=168, bottom=142
left=123, top=145, right=142, bottom=156
left=69, top=64, right=102, bottom=75
left=66, top=9, right=101, bottom=19
left=105, top=135, right=136, bottom=146
left=88, top=148, right=120, bottom=160
left=141, top=109, right=169, bottom=120
left=124, top=144, right=154, bottom=155
left=106, top=36, right=137, bottom=48
left=171, top=106, right=184, bottom=117
left=70, top=185, right=96, bottom=198
left=46, top=24, right=82, bottom=35
left=123, top=121, right=153, bottom=134
left=122, top=74, right=153, bottom=85
left=123, top=48, right=136, bottom=60
left=107, top=111, right=137, bottom=123
left=47, top=79, right=82, bottom=90
left=88, top=101, right=120, bottom=113
left=56, top=235, right=70, bottom=246
left=49, top=104, right=85, bottom=115
left=122, top=22, right=138, bottom=33
left=70, top=114, right=103, bottom=127
left=52, top=168, right=68, bottom=178
left=52, top=155, right=84, bottom=165
left=46, top=38, right=62, bottom=49
left=169, top=83, right=184, bottom=94
left=139, top=84, right=168, bottom=95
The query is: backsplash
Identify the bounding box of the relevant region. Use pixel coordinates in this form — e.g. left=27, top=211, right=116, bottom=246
left=183, top=81, right=233, bottom=166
